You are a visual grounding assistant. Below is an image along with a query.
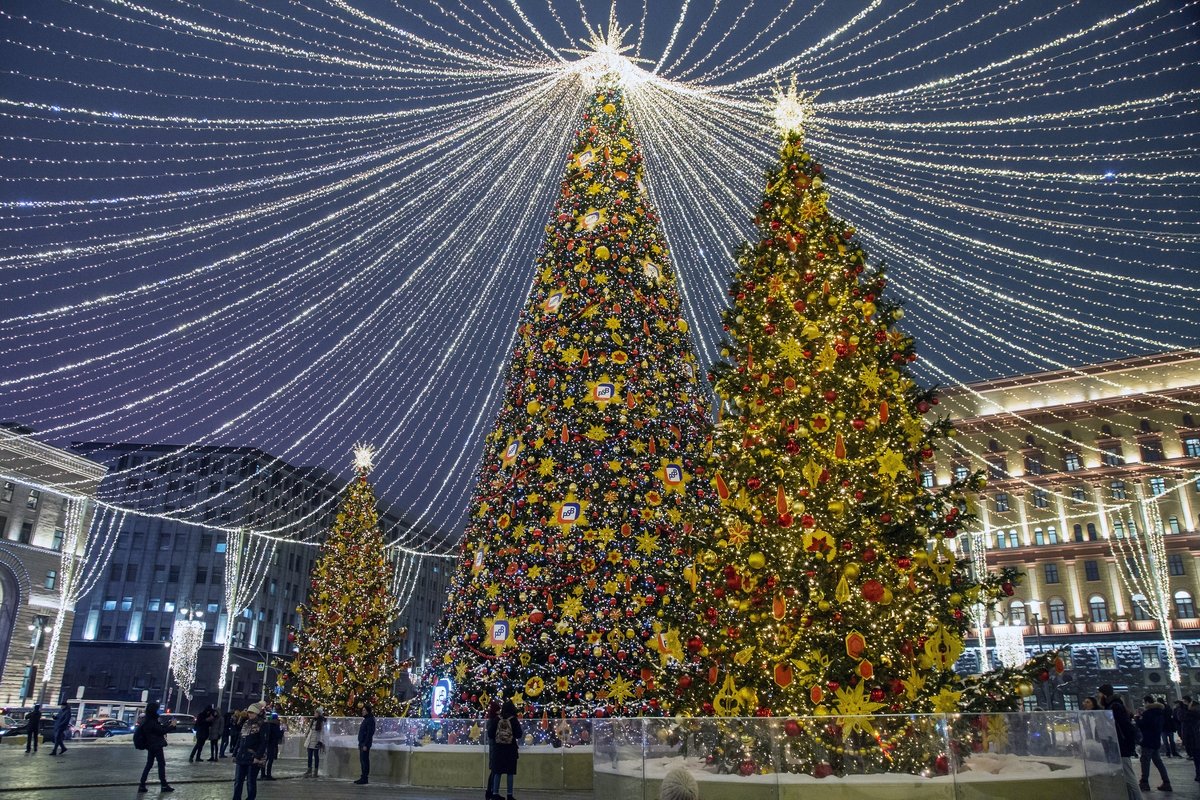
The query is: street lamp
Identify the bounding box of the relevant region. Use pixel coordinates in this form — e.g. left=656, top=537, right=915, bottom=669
left=160, top=640, right=172, bottom=707
left=226, top=664, right=239, bottom=713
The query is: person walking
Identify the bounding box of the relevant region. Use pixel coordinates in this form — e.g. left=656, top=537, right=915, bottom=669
left=486, top=699, right=522, bottom=800
left=136, top=700, right=175, bottom=793
left=232, top=702, right=266, bottom=800
left=1185, top=698, right=1200, bottom=784
left=24, top=703, right=42, bottom=754
left=219, top=710, right=234, bottom=758
left=303, top=708, right=326, bottom=778
left=1164, top=697, right=1181, bottom=757
left=1098, top=684, right=1141, bottom=800
left=190, top=705, right=214, bottom=763
left=49, top=704, right=71, bottom=755
left=354, top=703, right=375, bottom=785
left=208, top=705, right=224, bottom=761
left=483, top=700, right=501, bottom=798
left=1135, top=694, right=1172, bottom=792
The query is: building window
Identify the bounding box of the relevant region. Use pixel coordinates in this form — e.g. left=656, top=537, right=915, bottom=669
left=1184, top=436, right=1200, bottom=458
left=1097, top=646, right=1117, bottom=669
left=1086, top=523, right=1098, bottom=541
left=1175, top=591, right=1196, bottom=619
left=1102, top=447, right=1123, bottom=467
left=1186, top=645, right=1200, bottom=668
left=987, top=458, right=1006, bottom=480
left=1089, top=595, right=1109, bottom=623
left=1132, top=594, right=1152, bottom=621
left=1033, top=488, right=1049, bottom=509
left=995, top=493, right=1009, bottom=513
left=1009, top=600, right=1027, bottom=625
left=921, top=470, right=935, bottom=489
left=1112, top=520, right=1126, bottom=538
left=168, top=566, right=180, bottom=583
left=51, top=529, right=64, bottom=551
left=1149, top=476, right=1166, bottom=496
left=1141, top=646, right=1161, bottom=668
left=1111, top=481, right=1127, bottom=500
left=26, top=489, right=40, bottom=510
left=1140, top=418, right=1152, bottom=433
left=1168, top=554, right=1186, bottom=576
left=44, top=570, right=57, bottom=590
left=110, top=563, right=123, bottom=582
left=1073, top=524, right=1083, bottom=542
left=1141, top=438, right=1164, bottom=462
left=120, top=597, right=133, bottom=611
left=0, top=482, right=12, bottom=502
left=196, top=567, right=207, bottom=584
left=1071, top=487, right=1086, bottom=503
left=1046, top=526, right=1059, bottom=544
left=954, top=465, right=969, bottom=482
left=1034, top=528, right=1045, bottom=545
left=1025, top=455, right=1043, bottom=476
left=1168, top=517, right=1182, bottom=534
left=1064, top=452, right=1082, bottom=472
left=1044, top=563, right=1060, bottom=584
left=1048, top=597, right=1068, bottom=625
left=18, top=522, right=32, bottom=544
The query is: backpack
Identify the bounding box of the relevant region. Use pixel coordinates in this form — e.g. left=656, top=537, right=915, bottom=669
left=494, top=717, right=513, bottom=745
left=133, top=724, right=148, bottom=751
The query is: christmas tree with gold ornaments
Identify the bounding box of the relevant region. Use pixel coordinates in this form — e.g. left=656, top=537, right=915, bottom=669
left=422, top=77, right=714, bottom=718
left=657, top=86, right=1034, bottom=777
left=275, top=447, right=409, bottom=716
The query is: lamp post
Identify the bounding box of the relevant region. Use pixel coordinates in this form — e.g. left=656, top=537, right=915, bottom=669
left=160, top=640, right=173, bottom=708
left=226, top=664, right=239, bottom=713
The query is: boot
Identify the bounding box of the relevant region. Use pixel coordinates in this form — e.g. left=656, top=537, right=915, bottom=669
left=1158, top=785, right=1173, bottom=792
left=161, top=786, right=175, bottom=793
left=303, top=769, right=312, bottom=777
left=137, top=787, right=148, bottom=794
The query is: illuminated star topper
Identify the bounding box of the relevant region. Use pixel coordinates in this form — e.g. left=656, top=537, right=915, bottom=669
left=352, top=443, right=376, bottom=473
left=772, top=77, right=817, bottom=138
left=565, top=17, right=652, bottom=89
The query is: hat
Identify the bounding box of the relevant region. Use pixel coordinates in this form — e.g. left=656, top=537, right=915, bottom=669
left=246, top=702, right=265, bottom=715
left=315, top=707, right=325, bottom=716
left=660, top=766, right=699, bottom=800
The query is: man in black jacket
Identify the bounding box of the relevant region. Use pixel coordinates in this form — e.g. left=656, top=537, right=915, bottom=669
left=1135, top=695, right=1172, bottom=791
left=1098, top=685, right=1141, bottom=800
left=24, top=704, right=41, bottom=753
left=189, top=704, right=214, bottom=762
left=354, top=703, right=375, bottom=785
left=137, top=701, right=174, bottom=793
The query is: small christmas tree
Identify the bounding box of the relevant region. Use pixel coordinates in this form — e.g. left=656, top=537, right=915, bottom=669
left=276, top=446, right=408, bottom=716
left=423, top=72, right=715, bottom=718
left=660, top=86, right=1022, bottom=776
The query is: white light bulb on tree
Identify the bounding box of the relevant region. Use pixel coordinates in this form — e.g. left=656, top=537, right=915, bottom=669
left=353, top=443, right=376, bottom=473
left=772, top=78, right=816, bottom=137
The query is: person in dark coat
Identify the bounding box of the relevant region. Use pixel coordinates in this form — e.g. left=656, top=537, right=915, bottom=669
left=354, top=703, right=375, bottom=785
left=1135, top=695, right=1172, bottom=791
left=261, top=711, right=283, bottom=780
left=50, top=705, right=71, bottom=755
left=219, top=710, right=234, bottom=758
left=1163, top=697, right=1181, bottom=757
left=1176, top=697, right=1193, bottom=758
left=24, top=704, right=42, bottom=753
left=1098, top=684, right=1140, bottom=800
left=486, top=699, right=522, bottom=800
left=232, top=702, right=266, bottom=800
left=190, top=705, right=214, bottom=762
left=137, top=700, right=174, bottom=793
left=1184, top=699, right=1200, bottom=783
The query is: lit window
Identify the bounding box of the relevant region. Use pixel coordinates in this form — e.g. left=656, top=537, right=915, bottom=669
left=1064, top=453, right=1081, bottom=472
left=1046, top=526, right=1059, bottom=544
left=1175, top=591, right=1196, bottom=619
left=1184, top=437, right=1200, bottom=458
left=1187, top=645, right=1200, bottom=668
left=1048, top=598, right=1068, bottom=625
left=0, top=482, right=12, bottom=502
left=1009, top=601, right=1027, bottom=625
left=1089, top=595, right=1109, bottom=623
left=995, top=493, right=1009, bottom=513
left=1034, top=528, right=1045, bottom=545
left=1033, top=489, right=1049, bottom=509
left=1097, top=646, right=1116, bottom=669
left=954, top=465, right=969, bottom=482
left=921, top=470, right=935, bottom=489
left=1149, top=476, right=1166, bottom=496
left=1110, top=481, right=1126, bottom=500
left=1168, top=517, right=1182, bottom=534
left=1132, top=594, right=1152, bottom=621
left=1071, top=487, right=1086, bottom=503
left=102, top=598, right=116, bottom=611
left=26, top=489, right=40, bottom=510
left=44, top=570, right=57, bottom=590
left=1142, top=646, right=1161, bottom=667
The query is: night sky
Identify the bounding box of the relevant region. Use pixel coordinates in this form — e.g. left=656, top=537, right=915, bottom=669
left=1, top=1, right=1197, bottom=547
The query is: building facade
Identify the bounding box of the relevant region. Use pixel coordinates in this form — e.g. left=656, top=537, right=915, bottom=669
left=62, top=443, right=451, bottom=712
left=930, top=351, right=1200, bottom=705
left=0, top=424, right=106, bottom=707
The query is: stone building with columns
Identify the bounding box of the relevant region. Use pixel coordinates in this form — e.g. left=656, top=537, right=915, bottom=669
left=928, top=351, right=1200, bottom=705
left=0, top=424, right=105, bottom=707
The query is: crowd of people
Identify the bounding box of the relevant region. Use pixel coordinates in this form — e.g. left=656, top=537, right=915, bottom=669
left=1094, top=684, right=1200, bottom=798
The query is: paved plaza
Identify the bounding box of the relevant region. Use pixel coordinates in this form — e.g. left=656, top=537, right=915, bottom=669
left=0, top=738, right=590, bottom=800
left=3, top=737, right=1200, bottom=799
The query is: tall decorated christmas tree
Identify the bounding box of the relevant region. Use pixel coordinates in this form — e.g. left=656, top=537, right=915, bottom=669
left=657, top=89, right=1026, bottom=775
left=276, top=447, right=408, bottom=716
left=424, top=76, right=714, bottom=718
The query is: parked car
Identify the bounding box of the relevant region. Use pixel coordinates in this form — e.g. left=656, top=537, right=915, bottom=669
left=159, top=713, right=195, bottom=735
left=0, top=713, right=57, bottom=743
left=76, top=718, right=134, bottom=739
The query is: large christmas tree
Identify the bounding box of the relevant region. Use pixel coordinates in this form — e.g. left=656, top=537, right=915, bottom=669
left=424, top=78, right=714, bottom=718
left=658, top=90, right=1022, bottom=775
left=276, top=447, right=408, bottom=716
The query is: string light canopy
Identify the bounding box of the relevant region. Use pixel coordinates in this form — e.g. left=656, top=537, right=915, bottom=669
left=0, top=1, right=1195, bottom=558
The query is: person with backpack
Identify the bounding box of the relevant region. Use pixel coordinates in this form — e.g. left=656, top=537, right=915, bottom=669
left=134, top=700, right=174, bottom=793
left=49, top=705, right=71, bottom=755
left=232, top=702, right=266, bottom=800
left=486, top=699, right=522, bottom=800
left=354, top=702, right=375, bottom=785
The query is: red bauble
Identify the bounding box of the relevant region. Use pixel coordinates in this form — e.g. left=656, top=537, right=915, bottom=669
left=813, top=763, right=834, bottom=779
left=739, top=760, right=757, bottom=776
left=784, top=719, right=802, bottom=737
